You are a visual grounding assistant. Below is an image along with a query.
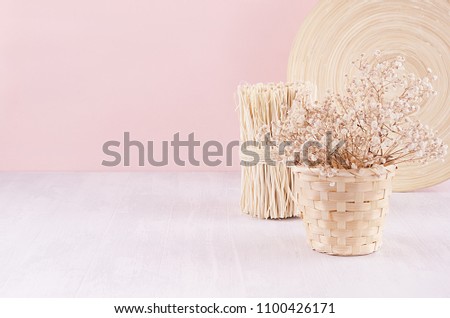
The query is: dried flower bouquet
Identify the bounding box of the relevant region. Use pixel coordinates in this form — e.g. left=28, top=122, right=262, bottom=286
left=259, top=51, right=448, bottom=255
left=262, top=51, right=447, bottom=175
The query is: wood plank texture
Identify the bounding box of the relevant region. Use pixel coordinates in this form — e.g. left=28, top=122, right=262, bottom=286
left=0, top=172, right=449, bottom=297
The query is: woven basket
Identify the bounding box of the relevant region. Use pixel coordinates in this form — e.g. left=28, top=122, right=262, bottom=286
left=292, top=166, right=396, bottom=256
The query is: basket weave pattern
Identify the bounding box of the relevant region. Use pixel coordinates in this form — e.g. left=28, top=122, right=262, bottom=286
left=294, top=166, right=395, bottom=256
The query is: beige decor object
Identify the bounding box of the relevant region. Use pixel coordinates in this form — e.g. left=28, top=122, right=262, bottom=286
left=293, top=166, right=396, bottom=256
left=287, top=0, right=450, bottom=191
left=238, top=83, right=302, bottom=219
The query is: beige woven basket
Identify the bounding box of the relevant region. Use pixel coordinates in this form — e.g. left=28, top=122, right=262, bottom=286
left=292, top=165, right=396, bottom=256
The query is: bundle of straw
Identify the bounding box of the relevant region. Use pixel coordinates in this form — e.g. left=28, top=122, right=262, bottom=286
left=238, top=83, right=304, bottom=219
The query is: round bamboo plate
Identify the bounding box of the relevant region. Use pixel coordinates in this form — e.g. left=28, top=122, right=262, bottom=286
left=287, top=0, right=450, bottom=191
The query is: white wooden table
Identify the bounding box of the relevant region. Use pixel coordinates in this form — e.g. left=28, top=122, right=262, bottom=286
left=0, top=172, right=449, bottom=297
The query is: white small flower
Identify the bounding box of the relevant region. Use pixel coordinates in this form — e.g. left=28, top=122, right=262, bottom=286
left=371, top=136, right=381, bottom=145
left=371, top=121, right=378, bottom=130
left=408, top=143, right=417, bottom=151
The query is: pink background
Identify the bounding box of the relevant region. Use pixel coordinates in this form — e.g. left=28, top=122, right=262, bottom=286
left=0, top=0, right=317, bottom=171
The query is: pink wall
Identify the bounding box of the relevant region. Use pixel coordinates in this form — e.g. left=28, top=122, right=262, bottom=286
left=0, top=0, right=317, bottom=171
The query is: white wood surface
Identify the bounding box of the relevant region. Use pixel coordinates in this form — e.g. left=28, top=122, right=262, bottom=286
left=0, top=172, right=449, bottom=297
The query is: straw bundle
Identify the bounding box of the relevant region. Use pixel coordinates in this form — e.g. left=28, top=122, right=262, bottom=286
left=287, top=0, right=450, bottom=191
left=238, top=83, right=302, bottom=219
left=293, top=166, right=396, bottom=256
